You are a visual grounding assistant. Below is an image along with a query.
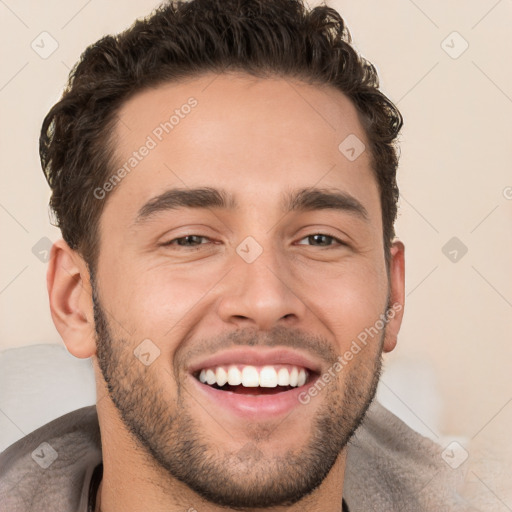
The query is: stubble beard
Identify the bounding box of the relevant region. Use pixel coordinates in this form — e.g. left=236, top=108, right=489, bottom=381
left=92, top=276, right=385, bottom=508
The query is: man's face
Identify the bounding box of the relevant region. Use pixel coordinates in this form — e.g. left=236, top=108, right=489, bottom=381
left=91, top=73, right=401, bottom=508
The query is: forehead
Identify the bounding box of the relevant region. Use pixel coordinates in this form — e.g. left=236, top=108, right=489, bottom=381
left=101, top=72, right=380, bottom=228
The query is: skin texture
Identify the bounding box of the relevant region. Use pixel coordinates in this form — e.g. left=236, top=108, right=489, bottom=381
left=47, top=72, right=405, bottom=512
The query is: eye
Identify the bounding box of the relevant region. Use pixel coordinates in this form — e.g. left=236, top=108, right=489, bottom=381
left=296, top=233, right=346, bottom=247
left=162, top=235, right=211, bottom=247
left=161, top=233, right=346, bottom=249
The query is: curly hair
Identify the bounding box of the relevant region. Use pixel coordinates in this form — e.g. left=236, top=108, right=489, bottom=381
left=40, top=0, right=403, bottom=275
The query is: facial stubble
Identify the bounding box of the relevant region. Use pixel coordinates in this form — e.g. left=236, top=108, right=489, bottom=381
left=92, top=275, right=386, bottom=508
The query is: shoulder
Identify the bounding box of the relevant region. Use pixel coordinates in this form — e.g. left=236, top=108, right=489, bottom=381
left=0, top=405, right=101, bottom=511
left=344, top=400, right=482, bottom=512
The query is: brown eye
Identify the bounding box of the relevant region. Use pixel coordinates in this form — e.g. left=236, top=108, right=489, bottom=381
left=163, top=235, right=210, bottom=247
left=296, top=234, right=345, bottom=247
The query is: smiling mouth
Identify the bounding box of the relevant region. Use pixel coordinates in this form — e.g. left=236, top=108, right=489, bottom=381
left=193, top=364, right=317, bottom=395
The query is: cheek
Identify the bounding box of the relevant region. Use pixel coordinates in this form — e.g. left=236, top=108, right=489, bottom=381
left=107, top=264, right=220, bottom=339
left=295, top=262, right=387, bottom=347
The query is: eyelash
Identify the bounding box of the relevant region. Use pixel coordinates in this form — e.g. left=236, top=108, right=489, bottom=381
left=161, top=233, right=347, bottom=249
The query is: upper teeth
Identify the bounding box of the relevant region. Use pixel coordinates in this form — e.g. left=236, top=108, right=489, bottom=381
left=198, top=365, right=308, bottom=388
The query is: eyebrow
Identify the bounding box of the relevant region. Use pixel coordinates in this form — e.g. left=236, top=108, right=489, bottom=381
left=132, top=186, right=369, bottom=226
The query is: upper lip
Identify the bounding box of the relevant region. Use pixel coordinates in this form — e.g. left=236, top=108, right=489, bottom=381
left=188, top=347, right=322, bottom=375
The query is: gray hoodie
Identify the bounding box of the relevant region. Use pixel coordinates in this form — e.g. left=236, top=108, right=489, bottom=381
left=0, top=400, right=481, bottom=511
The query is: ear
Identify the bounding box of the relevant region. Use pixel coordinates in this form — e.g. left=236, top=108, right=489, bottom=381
left=382, top=240, right=405, bottom=353
left=47, top=239, right=97, bottom=358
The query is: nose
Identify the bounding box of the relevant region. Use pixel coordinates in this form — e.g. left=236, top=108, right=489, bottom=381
left=216, top=243, right=307, bottom=331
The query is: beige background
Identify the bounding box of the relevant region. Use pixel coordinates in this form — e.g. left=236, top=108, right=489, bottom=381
left=1, top=0, right=511, bottom=509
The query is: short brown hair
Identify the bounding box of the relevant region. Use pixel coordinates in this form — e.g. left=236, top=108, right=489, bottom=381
left=40, top=0, right=403, bottom=275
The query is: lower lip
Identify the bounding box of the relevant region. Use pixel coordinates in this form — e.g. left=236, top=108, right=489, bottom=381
left=188, top=374, right=318, bottom=420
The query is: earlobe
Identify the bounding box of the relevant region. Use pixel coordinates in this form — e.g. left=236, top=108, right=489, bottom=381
left=47, top=239, right=96, bottom=358
left=382, top=240, right=405, bottom=353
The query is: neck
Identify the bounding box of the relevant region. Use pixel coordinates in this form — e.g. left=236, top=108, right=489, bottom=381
left=95, top=480, right=102, bottom=512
